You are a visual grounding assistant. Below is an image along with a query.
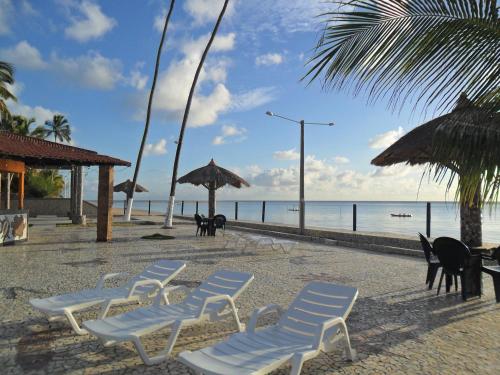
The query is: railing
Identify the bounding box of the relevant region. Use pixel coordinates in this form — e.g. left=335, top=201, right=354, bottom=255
left=116, top=199, right=436, bottom=238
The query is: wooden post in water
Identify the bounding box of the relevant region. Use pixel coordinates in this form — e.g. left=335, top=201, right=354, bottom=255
left=148, top=200, right=151, bottom=215
left=196, top=201, right=199, bottom=215
left=426, top=202, right=431, bottom=238
left=235, top=201, right=238, bottom=220
left=123, top=199, right=126, bottom=215
left=353, top=204, right=357, bottom=231
left=181, top=201, right=184, bottom=215
left=262, top=201, right=266, bottom=223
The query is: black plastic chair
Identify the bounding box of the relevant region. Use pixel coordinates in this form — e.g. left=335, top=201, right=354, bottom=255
left=433, top=237, right=471, bottom=300
left=418, top=233, right=441, bottom=289
left=214, top=214, right=226, bottom=236
left=481, top=248, right=500, bottom=303
left=194, top=214, right=208, bottom=236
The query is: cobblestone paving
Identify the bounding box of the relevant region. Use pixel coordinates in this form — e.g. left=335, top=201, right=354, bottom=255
left=0, top=219, right=498, bottom=374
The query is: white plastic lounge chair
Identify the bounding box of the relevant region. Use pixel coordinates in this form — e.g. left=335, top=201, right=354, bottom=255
left=239, top=234, right=297, bottom=253
left=30, top=260, right=186, bottom=335
left=178, top=281, right=358, bottom=375
left=83, top=269, right=254, bottom=365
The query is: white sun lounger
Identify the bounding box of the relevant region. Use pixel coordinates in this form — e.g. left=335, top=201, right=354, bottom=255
left=178, top=281, right=358, bottom=375
left=30, top=259, right=186, bottom=335
left=83, top=269, right=254, bottom=365
left=225, top=234, right=297, bottom=254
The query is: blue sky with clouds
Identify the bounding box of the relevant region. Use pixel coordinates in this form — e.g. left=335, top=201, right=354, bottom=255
left=0, top=0, right=450, bottom=201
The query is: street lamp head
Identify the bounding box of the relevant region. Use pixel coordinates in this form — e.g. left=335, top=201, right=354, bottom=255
left=265, top=111, right=274, bottom=116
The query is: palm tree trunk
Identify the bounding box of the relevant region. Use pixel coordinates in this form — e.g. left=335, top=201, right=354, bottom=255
left=460, top=187, right=482, bottom=247
left=164, top=0, right=230, bottom=228
left=124, top=0, right=176, bottom=221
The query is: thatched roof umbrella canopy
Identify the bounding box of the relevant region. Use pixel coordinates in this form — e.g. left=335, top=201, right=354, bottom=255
left=178, top=159, right=250, bottom=218
left=372, top=94, right=500, bottom=247
left=114, top=179, right=149, bottom=198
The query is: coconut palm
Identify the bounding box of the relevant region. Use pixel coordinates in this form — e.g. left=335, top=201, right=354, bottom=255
left=124, top=0, right=176, bottom=221
left=0, top=114, right=45, bottom=138
left=164, top=0, right=230, bottom=228
left=44, top=114, right=71, bottom=143
left=305, top=0, right=500, bottom=206
left=0, top=61, right=16, bottom=115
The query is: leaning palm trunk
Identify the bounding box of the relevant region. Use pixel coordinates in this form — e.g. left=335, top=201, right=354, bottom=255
left=125, top=0, right=176, bottom=221
left=164, top=0, right=230, bottom=228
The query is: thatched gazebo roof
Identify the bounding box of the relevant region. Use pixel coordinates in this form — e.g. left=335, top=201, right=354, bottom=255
left=178, top=159, right=250, bottom=189
left=178, top=159, right=250, bottom=219
left=372, top=94, right=499, bottom=167
left=113, top=179, right=149, bottom=194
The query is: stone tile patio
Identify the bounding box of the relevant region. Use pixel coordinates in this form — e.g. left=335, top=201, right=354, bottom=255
left=0, top=218, right=498, bottom=374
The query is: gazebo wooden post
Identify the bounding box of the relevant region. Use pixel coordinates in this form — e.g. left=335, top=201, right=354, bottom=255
left=18, top=172, right=24, bottom=209
left=70, top=166, right=76, bottom=219
left=72, top=166, right=85, bottom=224
left=1, top=173, right=9, bottom=209
left=97, top=165, right=114, bottom=242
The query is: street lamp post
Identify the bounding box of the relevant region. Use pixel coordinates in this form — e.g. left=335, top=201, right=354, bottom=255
left=266, top=111, right=334, bottom=235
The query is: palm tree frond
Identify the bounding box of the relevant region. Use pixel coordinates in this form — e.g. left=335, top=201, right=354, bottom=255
left=305, top=0, right=500, bottom=111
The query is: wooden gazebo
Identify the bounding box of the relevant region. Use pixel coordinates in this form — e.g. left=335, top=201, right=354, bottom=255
left=0, top=132, right=130, bottom=242
left=178, top=159, right=249, bottom=218
left=372, top=94, right=500, bottom=247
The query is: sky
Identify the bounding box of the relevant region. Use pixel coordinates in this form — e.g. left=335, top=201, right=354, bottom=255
left=0, top=0, right=452, bottom=202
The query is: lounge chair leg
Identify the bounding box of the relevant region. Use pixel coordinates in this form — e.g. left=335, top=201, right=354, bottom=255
left=164, top=321, right=183, bottom=356
left=133, top=337, right=166, bottom=366
left=290, top=354, right=305, bottom=375
left=339, top=322, right=357, bottom=361
left=63, top=309, right=88, bottom=335
left=100, top=300, right=114, bottom=319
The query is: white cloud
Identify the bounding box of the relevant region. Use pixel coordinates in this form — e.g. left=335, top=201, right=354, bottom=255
left=144, top=138, right=167, bottom=156
left=0, top=41, right=47, bottom=70
left=274, top=148, right=300, bottom=161
left=21, top=1, right=38, bottom=16
left=150, top=33, right=235, bottom=127
left=333, top=156, right=350, bottom=164
left=184, top=0, right=235, bottom=25
left=5, top=82, right=60, bottom=124
left=128, top=70, right=148, bottom=90
left=255, top=53, right=283, bottom=66
left=369, top=126, right=405, bottom=149
left=154, top=8, right=167, bottom=32
left=182, top=32, right=236, bottom=58
left=231, top=87, right=278, bottom=112
left=51, top=51, right=123, bottom=90
left=371, top=164, right=412, bottom=178
left=212, top=125, right=247, bottom=145
left=0, top=0, right=13, bottom=35
left=64, top=1, right=117, bottom=42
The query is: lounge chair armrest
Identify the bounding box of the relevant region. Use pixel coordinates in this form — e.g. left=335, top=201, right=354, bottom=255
left=198, top=294, right=234, bottom=319
left=96, top=272, right=128, bottom=289
left=127, top=279, right=163, bottom=298
left=153, top=285, right=191, bottom=306
left=313, top=316, right=346, bottom=350
left=248, top=304, right=284, bottom=333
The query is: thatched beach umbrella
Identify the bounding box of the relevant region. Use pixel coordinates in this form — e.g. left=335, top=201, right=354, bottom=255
left=114, top=179, right=149, bottom=199
left=372, top=94, right=500, bottom=247
left=178, top=159, right=250, bottom=218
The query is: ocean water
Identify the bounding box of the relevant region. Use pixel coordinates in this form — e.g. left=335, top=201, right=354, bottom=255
left=113, top=200, right=500, bottom=243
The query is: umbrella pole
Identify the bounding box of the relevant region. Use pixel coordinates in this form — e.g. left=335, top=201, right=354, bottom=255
left=209, top=188, right=215, bottom=218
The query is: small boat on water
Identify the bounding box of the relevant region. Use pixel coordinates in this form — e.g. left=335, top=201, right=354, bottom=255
left=391, top=213, right=412, bottom=218
left=288, top=207, right=300, bottom=212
